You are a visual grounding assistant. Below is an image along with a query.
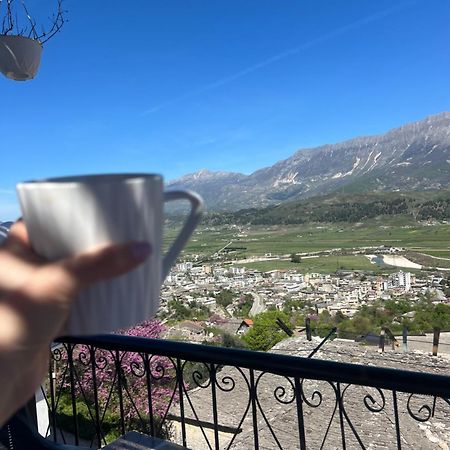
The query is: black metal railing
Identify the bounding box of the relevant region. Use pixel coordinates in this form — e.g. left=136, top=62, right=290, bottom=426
left=43, top=335, right=450, bottom=449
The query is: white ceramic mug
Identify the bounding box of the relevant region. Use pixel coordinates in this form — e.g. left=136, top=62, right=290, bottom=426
left=16, top=174, right=203, bottom=335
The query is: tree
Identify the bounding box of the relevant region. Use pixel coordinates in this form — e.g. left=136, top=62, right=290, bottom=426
left=290, top=253, right=302, bottom=263
left=215, top=289, right=235, bottom=307
left=69, top=320, right=177, bottom=436
left=334, top=310, right=347, bottom=324
left=431, top=304, right=450, bottom=330
left=235, top=294, right=253, bottom=317
left=1, top=0, right=66, bottom=43
left=221, top=332, right=246, bottom=349
left=242, top=310, right=291, bottom=351
left=440, top=277, right=450, bottom=297
left=167, top=298, right=211, bottom=321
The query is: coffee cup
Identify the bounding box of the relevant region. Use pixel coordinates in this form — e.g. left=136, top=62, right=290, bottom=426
left=16, top=173, right=203, bottom=335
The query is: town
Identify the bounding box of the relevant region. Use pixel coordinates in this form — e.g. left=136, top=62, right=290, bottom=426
left=159, top=245, right=449, bottom=343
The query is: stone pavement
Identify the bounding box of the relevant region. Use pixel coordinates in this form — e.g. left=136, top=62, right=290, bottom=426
left=103, top=431, right=189, bottom=449
left=168, top=337, right=450, bottom=449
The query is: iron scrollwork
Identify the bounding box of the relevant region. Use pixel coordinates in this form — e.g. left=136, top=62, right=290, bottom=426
left=406, top=393, right=433, bottom=422
left=45, top=335, right=450, bottom=450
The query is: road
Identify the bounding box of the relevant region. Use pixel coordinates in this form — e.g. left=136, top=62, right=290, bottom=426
left=249, top=292, right=266, bottom=317
left=216, top=241, right=233, bottom=255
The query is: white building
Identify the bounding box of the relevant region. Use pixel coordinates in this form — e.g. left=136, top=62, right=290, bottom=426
left=390, top=271, right=411, bottom=291
left=229, top=267, right=246, bottom=275
left=176, top=262, right=194, bottom=272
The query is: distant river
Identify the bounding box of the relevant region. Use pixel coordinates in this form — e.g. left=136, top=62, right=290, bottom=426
left=369, top=256, right=387, bottom=266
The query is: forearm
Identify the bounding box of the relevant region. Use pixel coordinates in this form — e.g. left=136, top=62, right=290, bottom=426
left=0, top=352, right=48, bottom=427
left=0, top=318, right=49, bottom=428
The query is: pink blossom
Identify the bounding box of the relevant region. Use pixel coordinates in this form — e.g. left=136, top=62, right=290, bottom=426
left=62, top=320, right=181, bottom=429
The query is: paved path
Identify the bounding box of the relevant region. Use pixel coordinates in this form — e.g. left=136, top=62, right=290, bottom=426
left=249, top=292, right=265, bottom=317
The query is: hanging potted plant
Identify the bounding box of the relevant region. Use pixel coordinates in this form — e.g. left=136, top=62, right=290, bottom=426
left=0, top=34, right=42, bottom=81
left=0, top=0, right=66, bottom=81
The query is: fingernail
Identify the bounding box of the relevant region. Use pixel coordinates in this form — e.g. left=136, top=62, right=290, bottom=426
left=131, top=242, right=152, bottom=261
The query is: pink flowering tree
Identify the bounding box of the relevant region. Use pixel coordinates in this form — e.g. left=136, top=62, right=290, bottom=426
left=66, top=320, right=179, bottom=438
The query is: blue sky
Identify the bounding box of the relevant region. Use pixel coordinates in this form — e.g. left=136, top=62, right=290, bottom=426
left=1, top=0, right=449, bottom=219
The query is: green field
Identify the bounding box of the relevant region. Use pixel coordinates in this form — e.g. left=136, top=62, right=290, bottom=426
left=165, top=219, right=450, bottom=258
left=418, top=250, right=450, bottom=258
left=431, top=259, right=450, bottom=268
left=162, top=217, right=450, bottom=273
left=232, top=255, right=395, bottom=274
left=404, top=251, right=450, bottom=269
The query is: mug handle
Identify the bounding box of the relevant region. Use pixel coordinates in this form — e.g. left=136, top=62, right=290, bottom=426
left=162, top=190, right=203, bottom=280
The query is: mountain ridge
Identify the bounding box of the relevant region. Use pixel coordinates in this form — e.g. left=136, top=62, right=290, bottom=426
left=168, top=112, right=450, bottom=211
left=200, top=190, right=450, bottom=226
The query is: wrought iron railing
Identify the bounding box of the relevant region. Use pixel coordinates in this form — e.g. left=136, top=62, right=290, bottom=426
left=43, top=335, right=450, bottom=449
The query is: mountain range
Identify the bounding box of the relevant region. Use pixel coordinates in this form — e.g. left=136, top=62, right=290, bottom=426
left=167, top=112, right=450, bottom=211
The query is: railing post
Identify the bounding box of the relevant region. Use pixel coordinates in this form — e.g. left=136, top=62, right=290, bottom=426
left=67, top=344, right=80, bottom=446
left=249, top=369, right=260, bottom=449
left=48, top=356, right=57, bottom=442
left=378, top=328, right=385, bottom=353
left=144, top=353, right=155, bottom=437
left=294, top=377, right=307, bottom=450
left=402, top=326, right=408, bottom=353
left=89, top=345, right=103, bottom=448
left=115, top=350, right=126, bottom=436
left=392, top=391, right=402, bottom=450
left=210, top=364, right=220, bottom=450
left=433, top=328, right=441, bottom=356
left=432, top=396, right=438, bottom=417
left=176, top=358, right=187, bottom=448
left=336, top=383, right=347, bottom=450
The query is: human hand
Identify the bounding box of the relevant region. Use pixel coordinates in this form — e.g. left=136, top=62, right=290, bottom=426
left=0, top=221, right=151, bottom=425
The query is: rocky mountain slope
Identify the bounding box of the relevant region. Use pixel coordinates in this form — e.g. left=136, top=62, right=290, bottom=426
left=167, top=112, right=450, bottom=211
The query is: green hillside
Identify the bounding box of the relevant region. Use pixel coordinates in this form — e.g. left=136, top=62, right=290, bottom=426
left=202, top=191, right=450, bottom=226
